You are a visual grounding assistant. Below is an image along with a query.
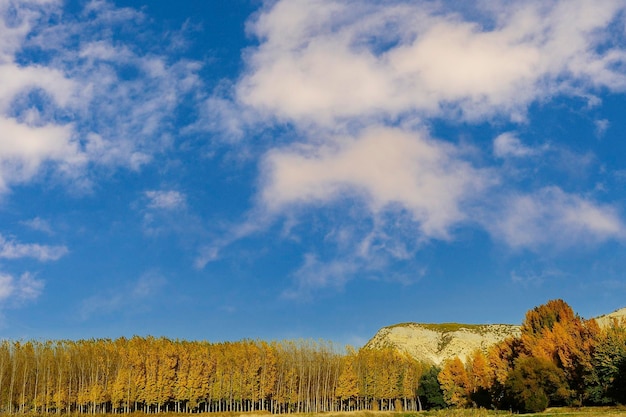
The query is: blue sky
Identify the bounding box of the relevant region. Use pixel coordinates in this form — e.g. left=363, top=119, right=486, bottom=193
left=2, top=0, right=626, bottom=347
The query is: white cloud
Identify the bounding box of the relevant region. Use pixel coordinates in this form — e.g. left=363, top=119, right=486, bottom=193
left=493, top=132, right=542, bottom=159
left=231, top=0, right=626, bottom=127
left=489, top=187, right=625, bottom=249
left=0, top=64, right=77, bottom=113
left=14, top=272, right=44, bottom=302
left=0, top=116, right=82, bottom=191
left=0, top=0, right=61, bottom=60
left=192, top=213, right=276, bottom=268
left=20, top=217, right=53, bottom=234
left=131, top=272, right=167, bottom=298
left=0, top=0, right=201, bottom=193
left=191, top=96, right=256, bottom=143
left=239, top=0, right=626, bottom=252
left=595, top=119, right=610, bottom=138
left=0, top=275, right=13, bottom=300
left=261, top=126, right=489, bottom=239
left=195, top=0, right=626, bottom=282
left=0, top=272, right=44, bottom=306
left=140, top=189, right=211, bottom=239
left=282, top=242, right=424, bottom=299
left=0, top=234, right=68, bottom=261
left=195, top=246, right=220, bottom=269
left=79, top=271, right=166, bottom=320
left=145, top=190, right=187, bottom=211
left=282, top=253, right=358, bottom=300
left=510, top=267, right=564, bottom=288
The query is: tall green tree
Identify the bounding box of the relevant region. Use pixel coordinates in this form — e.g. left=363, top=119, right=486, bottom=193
left=438, top=357, right=469, bottom=408
left=504, top=356, right=570, bottom=413
left=417, top=366, right=445, bottom=410
left=586, top=320, right=626, bottom=404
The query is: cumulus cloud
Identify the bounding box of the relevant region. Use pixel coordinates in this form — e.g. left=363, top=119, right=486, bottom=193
left=261, top=126, right=489, bottom=239
left=489, top=187, right=625, bottom=249
left=0, top=234, right=68, bottom=261
left=0, top=117, right=82, bottom=191
left=230, top=0, right=626, bottom=248
left=229, top=0, right=626, bottom=128
left=195, top=0, right=626, bottom=292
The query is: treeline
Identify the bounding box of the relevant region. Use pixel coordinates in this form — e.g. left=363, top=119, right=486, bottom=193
left=0, top=337, right=423, bottom=414
left=3, top=299, right=623, bottom=415
left=437, top=299, right=626, bottom=413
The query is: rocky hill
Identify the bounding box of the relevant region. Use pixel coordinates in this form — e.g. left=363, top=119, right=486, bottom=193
left=365, top=307, right=626, bottom=366
left=594, top=307, right=626, bottom=327
left=365, top=322, right=520, bottom=365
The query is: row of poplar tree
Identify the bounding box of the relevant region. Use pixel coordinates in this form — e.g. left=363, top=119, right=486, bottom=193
left=0, top=337, right=424, bottom=414
left=436, top=299, right=626, bottom=413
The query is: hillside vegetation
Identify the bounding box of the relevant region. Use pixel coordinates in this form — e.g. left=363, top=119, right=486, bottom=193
left=436, top=301, right=626, bottom=413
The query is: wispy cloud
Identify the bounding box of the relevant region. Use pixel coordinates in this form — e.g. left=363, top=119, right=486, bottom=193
left=194, top=213, right=273, bottom=268
left=510, top=267, right=565, bottom=288
left=140, top=188, right=211, bottom=242
left=493, top=132, right=545, bottom=159
left=20, top=217, right=54, bottom=235
left=0, top=234, right=68, bottom=261
left=195, top=246, right=220, bottom=269
left=488, top=187, right=625, bottom=249
left=0, top=272, right=44, bottom=307
left=79, top=271, right=167, bottom=320
left=0, top=0, right=201, bottom=193
left=595, top=119, right=610, bottom=138
left=145, top=190, right=187, bottom=211
left=282, top=242, right=425, bottom=300
left=282, top=253, right=358, bottom=300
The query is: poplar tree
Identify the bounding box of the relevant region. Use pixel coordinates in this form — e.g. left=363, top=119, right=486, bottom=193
left=438, top=357, right=469, bottom=408
left=336, top=347, right=358, bottom=410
